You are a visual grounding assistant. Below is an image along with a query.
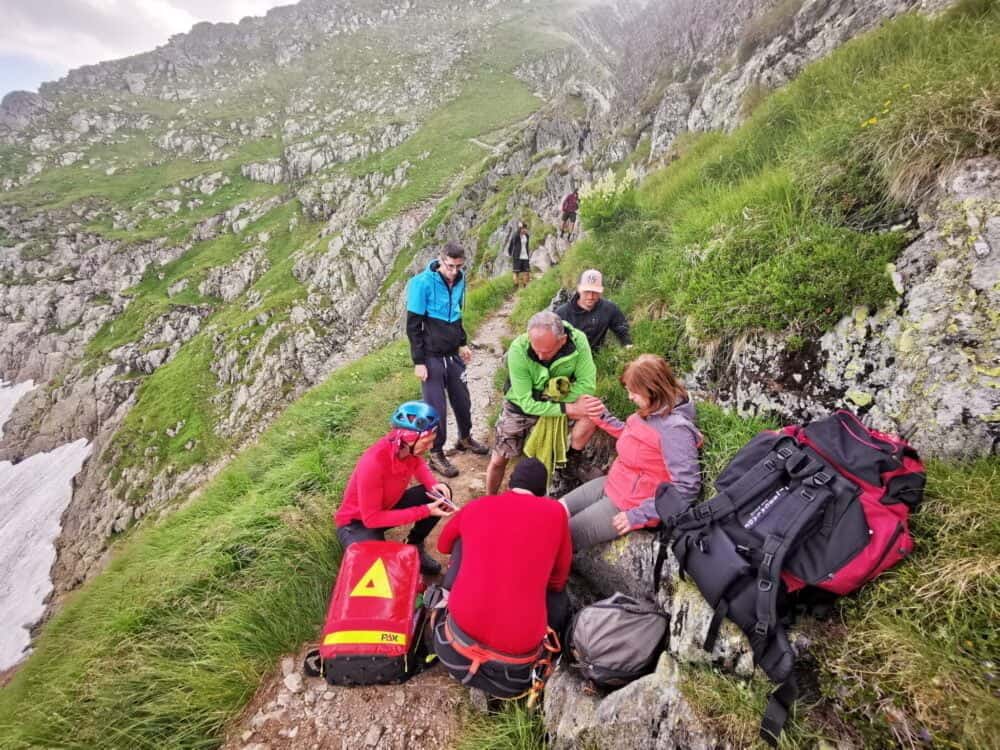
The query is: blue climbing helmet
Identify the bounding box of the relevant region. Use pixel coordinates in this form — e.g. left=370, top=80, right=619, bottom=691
left=390, top=401, right=441, bottom=434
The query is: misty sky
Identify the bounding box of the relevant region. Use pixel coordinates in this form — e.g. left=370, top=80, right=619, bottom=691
left=0, top=0, right=294, bottom=98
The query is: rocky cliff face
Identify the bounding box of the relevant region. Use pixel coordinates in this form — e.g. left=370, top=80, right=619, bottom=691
left=692, top=157, right=1000, bottom=458
left=0, top=0, right=554, bottom=596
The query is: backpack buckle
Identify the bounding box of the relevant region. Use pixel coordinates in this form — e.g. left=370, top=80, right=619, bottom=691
left=764, top=459, right=776, bottom=471
left=813, top=471, right=832, bottom=486
left=697, top=504, right=712, bottom=519
left=777, top=446, right=794, bottom=459
left=801, top=487, right=816, bottom=503
left=754, top=621, right=769, bottom=636
left=757, top=579, right=773, bottom=592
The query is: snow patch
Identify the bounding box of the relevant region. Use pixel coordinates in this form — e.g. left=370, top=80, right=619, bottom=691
left=0, top=381, right=91, bottom=671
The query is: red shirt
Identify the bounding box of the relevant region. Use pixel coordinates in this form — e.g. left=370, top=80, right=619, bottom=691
left=437, top=490, right=572, bottom=654
left=334, top=436, right=436, bottom=529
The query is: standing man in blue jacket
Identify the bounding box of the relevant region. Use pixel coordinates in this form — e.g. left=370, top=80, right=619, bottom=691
left=406, top=242, right=489, bottom=478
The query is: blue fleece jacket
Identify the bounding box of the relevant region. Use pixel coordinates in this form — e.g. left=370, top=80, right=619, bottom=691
left=405, top=260, right=467, bottom=364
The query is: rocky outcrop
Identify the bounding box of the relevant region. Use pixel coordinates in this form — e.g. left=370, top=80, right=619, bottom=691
left=0, top=210, right=188, bottom=451
left=0, top=92, right=54, bottom=133
left=640, top=0, right=957, bottom=158
left=198, top=246, right=270, bottom=303
left=545, top=654, right=730, bottom=750
left=544, top=532, right=789, bottom=749
left=296, top=165, right=411, bottom=222
left=690, top=157, right=1000, bottom=459
left=108, top=305, right=213, bottom=374
left=156, top=129, right=231, bottom=161
left=191, top=197, right=284, bottom=242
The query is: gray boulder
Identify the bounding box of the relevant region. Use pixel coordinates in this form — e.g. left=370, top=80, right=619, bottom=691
left=568, top=533, right=753, bottom=675
left=545, top=653, right=731, bottom=750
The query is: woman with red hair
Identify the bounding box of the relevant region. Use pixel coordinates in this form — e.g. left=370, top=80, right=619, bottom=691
left=562, top=354, right=702, bottom=550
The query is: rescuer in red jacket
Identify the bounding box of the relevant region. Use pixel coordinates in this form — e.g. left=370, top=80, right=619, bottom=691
left=334, top=401, right=454, bottom=574
left=431, top=458, right=572, bottom=697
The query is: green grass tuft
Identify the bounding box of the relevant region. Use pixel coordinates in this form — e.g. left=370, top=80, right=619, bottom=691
left=818, top=459, right=1000, bottom=748
left=457, top=703, right=545, bottom=750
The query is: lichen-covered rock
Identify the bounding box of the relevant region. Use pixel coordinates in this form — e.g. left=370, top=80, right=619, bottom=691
left=569, top=533, right=753, bottom=674
left=690, top=157, right=1000, bottom=459
left=544, top=653, right=731, bottom=750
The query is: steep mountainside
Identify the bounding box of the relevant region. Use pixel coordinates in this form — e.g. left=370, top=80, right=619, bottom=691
left=0, top=0, right=578, bottom=597
left=0, top=0, right=997, bottom=747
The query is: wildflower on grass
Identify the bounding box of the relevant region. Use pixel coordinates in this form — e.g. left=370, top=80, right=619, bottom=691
left=860, top=116, right=879, bottom=128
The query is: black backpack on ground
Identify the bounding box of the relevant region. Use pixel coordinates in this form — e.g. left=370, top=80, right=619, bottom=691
left=568, top=592, right=668, bottom=688
left=653, top=410, right=925, bottom=746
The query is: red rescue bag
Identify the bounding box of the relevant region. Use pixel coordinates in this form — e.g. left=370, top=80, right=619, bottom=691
left=307, top=541, right=428, bottom=685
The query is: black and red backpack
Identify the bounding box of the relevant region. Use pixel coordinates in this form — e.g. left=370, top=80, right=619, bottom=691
left=654, top=410, right=925, bottom=746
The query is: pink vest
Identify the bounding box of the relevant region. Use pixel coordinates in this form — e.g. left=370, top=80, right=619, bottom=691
left=603, top=414, right=672, bottom=519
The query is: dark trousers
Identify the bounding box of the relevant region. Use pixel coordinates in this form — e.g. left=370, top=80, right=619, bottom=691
left=422, top=353, right=472, bottom=452
left=431, top=592, right=571, bottom=697
left=335, top=485, right=439, bottom=549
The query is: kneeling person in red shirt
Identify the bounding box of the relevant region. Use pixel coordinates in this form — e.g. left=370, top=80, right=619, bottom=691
left=334, top=401, right=455, bottom=574
left=431, top=458, right=572, bottom=697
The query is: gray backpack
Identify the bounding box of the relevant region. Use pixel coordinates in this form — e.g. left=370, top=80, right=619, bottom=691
left=568, top=593, right=668, bottom=687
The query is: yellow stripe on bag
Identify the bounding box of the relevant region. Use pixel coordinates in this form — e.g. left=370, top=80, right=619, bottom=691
left=323, top=630, right=408, bottom=646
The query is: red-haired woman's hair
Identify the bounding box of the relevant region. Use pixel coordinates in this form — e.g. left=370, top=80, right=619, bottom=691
left=620, top=354, right=687, bottom=417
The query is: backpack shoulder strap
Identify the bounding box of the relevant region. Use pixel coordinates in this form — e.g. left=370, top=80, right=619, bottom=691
left=671, top=438, right=820, bottom=533
left=760, top=676, right=797, bottom=747
left=750, top=469, right=836, bottom=665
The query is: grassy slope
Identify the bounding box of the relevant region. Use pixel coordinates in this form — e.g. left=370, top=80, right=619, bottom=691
left=12, top=4, right=570, bottom=506
left=561, top=3, right=1000, bottom=747
left=0, top=277, right=510, bottom=750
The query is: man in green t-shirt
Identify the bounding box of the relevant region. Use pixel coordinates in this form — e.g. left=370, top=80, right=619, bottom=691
left=485, top=310, right=600, bottom=494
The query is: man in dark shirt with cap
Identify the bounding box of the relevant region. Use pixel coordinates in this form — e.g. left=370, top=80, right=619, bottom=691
left=555, top=269, right=632, bottom=353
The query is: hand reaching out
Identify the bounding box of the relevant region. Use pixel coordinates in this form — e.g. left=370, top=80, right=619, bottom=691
left=575, top=394, right=606, bottom=420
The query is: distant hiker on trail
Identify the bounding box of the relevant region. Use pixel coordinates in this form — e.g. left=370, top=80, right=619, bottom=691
left=334, top=401, right=455, bottom=575
left=507, top=220, right=532, bottom=289
left=559, top=189, right=579, bottom=239
left=431, top=458, right=571, bottom=698
left=561, top=354, right=702, bottom=551
left=406, top=241, right=490, bottom=479
left=555, top=268, right=632, bottom=353
left=485, top=311, right=598, bottom=495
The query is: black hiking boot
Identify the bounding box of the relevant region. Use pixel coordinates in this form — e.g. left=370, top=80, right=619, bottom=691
left=413, top=544, right=442, bottom=576
left=454, top=435, right=489, bottom=455
left=428, top=450, right=459, bottom=478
